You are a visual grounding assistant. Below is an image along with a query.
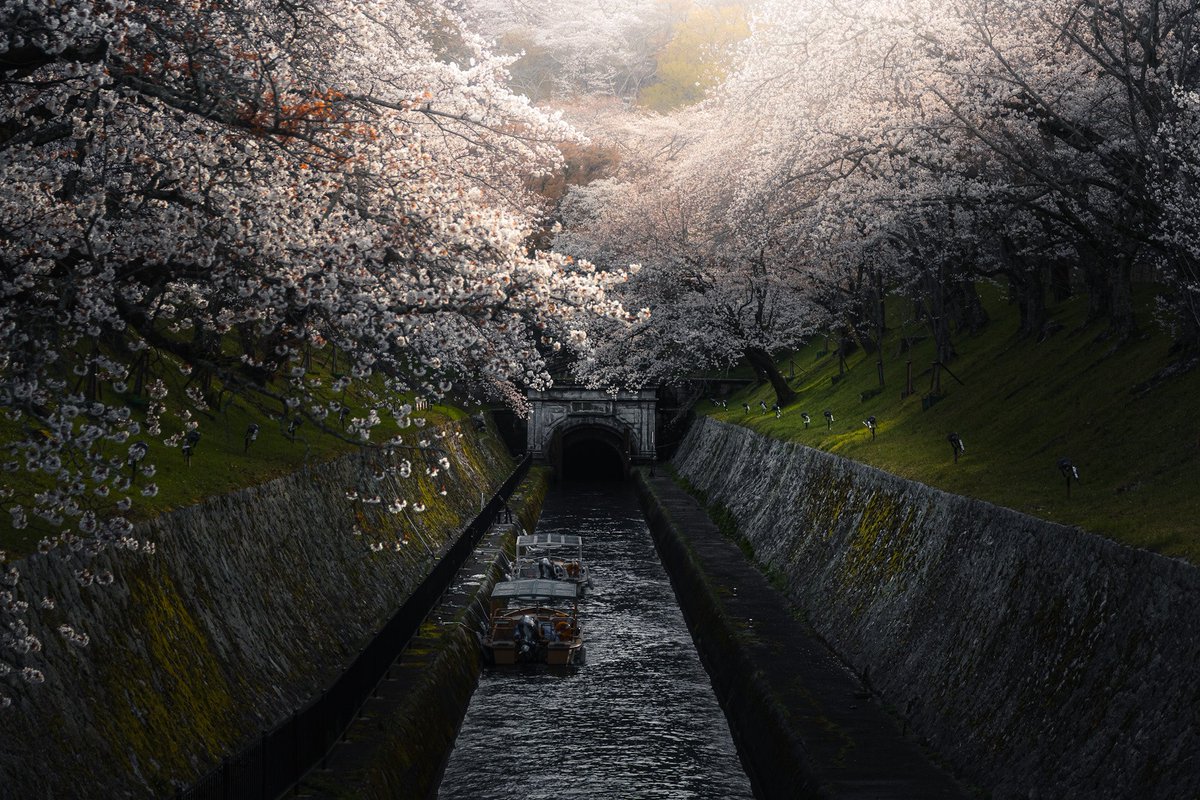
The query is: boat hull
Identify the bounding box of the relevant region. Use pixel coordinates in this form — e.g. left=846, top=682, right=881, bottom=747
left=545, top=640, right=583, bottom=666
left=488, top=641, right=518, bottom=666
left=483, top=606, right=583, bottom=666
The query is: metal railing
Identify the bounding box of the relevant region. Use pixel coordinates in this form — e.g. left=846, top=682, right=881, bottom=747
left=177, top=455, right=531, bottom=800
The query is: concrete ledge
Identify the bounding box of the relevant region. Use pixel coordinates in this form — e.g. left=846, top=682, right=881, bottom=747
left=672, top=417, right=1200, bottom=798
left=635, top=470, right=968, bottom=800
left=301, top=469, right=549, bottom=800
left=1, top=419, right=516, bottom=799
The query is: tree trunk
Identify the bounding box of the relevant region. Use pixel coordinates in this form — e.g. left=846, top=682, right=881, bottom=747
left=1026, top=280, right=1048, bottom=340
left=836, top=329, right=858, bottom=374
left=852, top=323, right=879, bottom=355
left=921, top=277, right=957, bottom=363
left=874, top=270, right=888, bottom=340
left=1012, top=268, right=1047, bottom=339
left=1161, top=253, right=1200, bottom=354
left=1077, top=243, right=1112, bottom=325
left=1171, top=279, right=1200, bottom=354
left=949, top=278, right=989, bottom=336
left=1051, top=258, right=1072, bottom=302
left=853, top=272, right=886, bottom=355
left=132, top=352, right=149, bottom=397
left=1102, top=255, right=1137, bottom=343
left=745, top=347, right=796, bottom=406
left=1173, top=310, right=1200, bottom=355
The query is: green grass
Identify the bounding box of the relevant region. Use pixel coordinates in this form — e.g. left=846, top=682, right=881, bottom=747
left=1, top=347, right=470, bottom=559
left=707, top=285, right=1200, bottom=564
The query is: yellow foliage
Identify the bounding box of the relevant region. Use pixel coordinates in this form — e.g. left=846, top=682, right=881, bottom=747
left=640, top=4, right=750, bottom=112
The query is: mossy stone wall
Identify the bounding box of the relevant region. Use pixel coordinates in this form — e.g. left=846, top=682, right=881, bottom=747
left=0, top=420, right=513, bottom=799
left=672, top=417, right=1200, bottom=800
left=306, top=468, right=550, bottom=800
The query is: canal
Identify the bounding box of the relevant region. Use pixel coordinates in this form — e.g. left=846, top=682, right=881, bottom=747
left=436, top=480, right=755, bottom=799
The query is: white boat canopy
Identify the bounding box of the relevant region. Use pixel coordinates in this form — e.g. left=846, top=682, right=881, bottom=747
left=491, top=579, right=580, bottom=601
left=516, top=533, right=583, bottom=549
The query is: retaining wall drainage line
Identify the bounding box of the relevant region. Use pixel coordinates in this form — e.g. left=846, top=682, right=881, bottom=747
left=634, top=470, right=969, bottom=800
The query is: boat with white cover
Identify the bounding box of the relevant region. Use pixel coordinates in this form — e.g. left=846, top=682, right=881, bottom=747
left=482, top=579, right=584, bottom=666
left=510, top=532, right=593, bottom=595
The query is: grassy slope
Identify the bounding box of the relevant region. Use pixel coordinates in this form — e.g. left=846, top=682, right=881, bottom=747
left=706, top=286, right=1200, bottom=564
left=0, top=349, right=470, bottom=559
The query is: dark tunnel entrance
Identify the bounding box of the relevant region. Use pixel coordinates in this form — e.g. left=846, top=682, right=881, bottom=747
left=557, top=427, right=628, bottom=482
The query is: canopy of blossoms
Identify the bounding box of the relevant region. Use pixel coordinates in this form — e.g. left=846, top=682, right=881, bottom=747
left=0, top=0, right=634, bottom=704
left=559, top=0, right=1200, bottom=397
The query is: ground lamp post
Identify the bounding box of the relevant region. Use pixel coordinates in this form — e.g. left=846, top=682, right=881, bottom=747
left=823, top=409, right=834, bottom=429
left=801, top=412, right=811, bottom=429
left=127, top=441, right=149, bottom=482
left=182, top=431, right=200, bottom=466
left=1057, top=458, right=1080, bottom=497
left=947, top=433, right=965, bottom=463
left=863, top=416, right=877, bottom=440
left=244, top=423, right=259, bottom=452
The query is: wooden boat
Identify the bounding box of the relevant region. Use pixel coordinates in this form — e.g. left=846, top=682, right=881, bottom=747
left=511, top=533, right=593, bottom=595
left=482, top=579, right=584, bottom=666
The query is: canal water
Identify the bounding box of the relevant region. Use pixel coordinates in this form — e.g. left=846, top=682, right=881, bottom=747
left=436, top=481, right=754, bottom=799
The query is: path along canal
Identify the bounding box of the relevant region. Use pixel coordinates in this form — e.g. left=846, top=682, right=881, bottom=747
left=436, top=480, right=754, bottom=799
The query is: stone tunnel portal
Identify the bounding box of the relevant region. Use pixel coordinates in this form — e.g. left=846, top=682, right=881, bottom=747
left=556, top=424, right=628, bottom=481
left=527, top=386, right=657, bottom=481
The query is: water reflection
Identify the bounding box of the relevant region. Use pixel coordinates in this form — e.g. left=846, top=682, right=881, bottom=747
left=437, top=482, right=754, bottom=799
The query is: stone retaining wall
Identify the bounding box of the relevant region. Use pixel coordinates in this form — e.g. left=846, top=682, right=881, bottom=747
left=0, top=420, right=513, bottom=799
left=305, top=468, right=549, bottom=800
left=672, top=417, right=1200, bottom=800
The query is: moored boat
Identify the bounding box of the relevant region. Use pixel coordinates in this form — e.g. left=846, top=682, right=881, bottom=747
left=482, top=579, right=584, bottom=666
left=511, top=532, right=593, bottom=594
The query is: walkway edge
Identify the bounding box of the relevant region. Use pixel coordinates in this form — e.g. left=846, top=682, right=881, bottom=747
left=300, top=467, right=549, bottom=800
left=634, top=470, right=970, bottom=800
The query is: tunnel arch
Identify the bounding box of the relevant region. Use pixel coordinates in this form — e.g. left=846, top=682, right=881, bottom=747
left=548, top=418, right=631, bottom=481
left=526, top=386, right=657, bottom=476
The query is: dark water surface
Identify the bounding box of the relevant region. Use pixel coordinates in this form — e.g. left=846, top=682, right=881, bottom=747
left=436, top=481, right=754, bottom=799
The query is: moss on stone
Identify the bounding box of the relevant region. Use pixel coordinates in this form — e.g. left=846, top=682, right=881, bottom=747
left=96, top=560, right=239, bottom=795
left=514, top=468, right=550, bottom=533
left=838, top=489, right=919, bottom=613
left=5, top=414, right=521, bottom=799
left=304, top=464, right=549, bottom=800
left=798, top=462, right=855, bottom=544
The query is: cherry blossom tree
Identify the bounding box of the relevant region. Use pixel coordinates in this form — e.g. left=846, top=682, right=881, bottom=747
left=0, top=0, right=632, bottom=705
left=1151, top=88, right=1200, bottom=349
left=697, top=0, right=1200, bottom=360
left=461, top=0, right=679, bottom=100
left=558, top=0, right=913, bottom=399
left=907, top=0, right=1200, bottom=346
left=559, top=108, right=824, bottom=404
left=563, top=0, right=1200, bottom=414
